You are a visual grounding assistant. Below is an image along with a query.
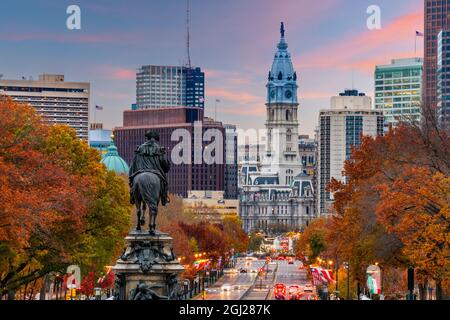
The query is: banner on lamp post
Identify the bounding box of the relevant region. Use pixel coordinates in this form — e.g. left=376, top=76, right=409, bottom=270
left=366, top=265, right=381, bottom=295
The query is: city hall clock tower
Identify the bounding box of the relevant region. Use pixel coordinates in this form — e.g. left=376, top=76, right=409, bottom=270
left=262, top=22, right=302, bottom=186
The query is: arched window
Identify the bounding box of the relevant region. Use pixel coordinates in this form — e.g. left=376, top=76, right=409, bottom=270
left=286, top=110, right=290, bottom=121
left=278, top=72, right=282, bottom=80
left=286, top=128, right=292, bottom=141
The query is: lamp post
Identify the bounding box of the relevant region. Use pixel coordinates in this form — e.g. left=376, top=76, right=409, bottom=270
left=343, top=262, right=350, bottom=300
left=94, top=287, right=101, bottom=300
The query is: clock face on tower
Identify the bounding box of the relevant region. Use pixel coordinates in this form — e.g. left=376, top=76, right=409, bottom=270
left=270, top=90, right=275, bottom=99
left=285, top=90, right=292, bottom=99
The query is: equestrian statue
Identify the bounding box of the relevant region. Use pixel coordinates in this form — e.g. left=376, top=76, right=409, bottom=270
left=129, top=131, right=170, bottom=234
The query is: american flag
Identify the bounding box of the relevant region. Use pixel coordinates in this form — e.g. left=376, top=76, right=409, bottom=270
left=96, top=105, right=104, bottom=110
left=311, top=267, right=335, bottom=285
left=416, top=31, right=424, bottom=37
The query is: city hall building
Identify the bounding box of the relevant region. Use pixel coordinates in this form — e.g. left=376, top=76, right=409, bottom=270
left=239, top=24, right=315, bottom=234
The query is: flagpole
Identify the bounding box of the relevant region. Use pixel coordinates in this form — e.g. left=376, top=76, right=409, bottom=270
left=415, top=34, right=417, bottom=57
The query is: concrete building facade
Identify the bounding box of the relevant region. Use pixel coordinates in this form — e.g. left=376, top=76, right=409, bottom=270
left=0, top=74, right=90, bottom=140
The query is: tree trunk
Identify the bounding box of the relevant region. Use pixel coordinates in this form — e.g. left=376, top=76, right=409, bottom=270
left=436, top=281, right=443, bottom=300
left=39, top=274, right=48, bottom=300
left=7, top=289, right=16, bottom=300
left=419, top=280, right=427, bottom=300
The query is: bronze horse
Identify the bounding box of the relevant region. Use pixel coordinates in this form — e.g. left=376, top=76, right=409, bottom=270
left=131, top=171, right=161, bottom=234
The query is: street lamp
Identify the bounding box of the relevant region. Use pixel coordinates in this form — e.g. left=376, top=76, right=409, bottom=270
left=94, top=287, right=101, bottom=300
left=343, top=262, right=350, bottom=300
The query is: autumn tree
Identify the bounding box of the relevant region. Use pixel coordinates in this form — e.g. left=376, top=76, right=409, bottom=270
left=0, top=98, right=131, bottom=298
left=326, top=118, right=450, bottom=299
left=221, top=215, right=248, bottom=253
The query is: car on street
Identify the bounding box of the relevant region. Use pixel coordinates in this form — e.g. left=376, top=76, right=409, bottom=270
left=221, top=283, right=232, bottom=291
left=273, top=283, right=287, bottom=300
left=287, top=257, right=294, bottom=264
left=277, top=256, right=285, bottom=261
left=239, top=268, right=248, bottom=273
left=304, top=284, right=314, bottom=293
left=288, top=285, right=301, bottom=300
left=224, top=268, right=238, bottom=274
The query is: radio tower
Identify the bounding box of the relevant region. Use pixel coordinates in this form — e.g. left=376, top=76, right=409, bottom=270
left=184, top=0, right=192, bottom=68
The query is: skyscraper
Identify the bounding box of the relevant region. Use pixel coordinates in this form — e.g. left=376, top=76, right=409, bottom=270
left=0, top=74, right=90, bottom=140
left=317, top=90, right=384, bottom=216
left=424, top=0, right=450, bottom=120
left=224, top=124, right=238, bottom=199
left=437, top=30, right=450, bottom=125
left=375, top=58, right=423, bottom=127
left=136, top=65, right=204, bottom=109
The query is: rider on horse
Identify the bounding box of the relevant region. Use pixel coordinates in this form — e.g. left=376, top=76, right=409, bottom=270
left=128, top=131, right=170, bottom=207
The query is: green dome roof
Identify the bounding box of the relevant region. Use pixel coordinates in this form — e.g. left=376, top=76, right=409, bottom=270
left=100, top=142, right=129, bottom=175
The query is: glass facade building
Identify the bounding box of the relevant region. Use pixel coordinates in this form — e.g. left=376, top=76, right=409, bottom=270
left=437, top=30, right=450, bottom=125
left=424, top=0, right=450, bottom=115
left=375, top=58, right=423, bottom=126
left=136, top=65, right=204, bottom=109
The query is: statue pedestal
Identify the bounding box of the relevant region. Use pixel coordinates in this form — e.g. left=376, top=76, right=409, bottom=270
left=112, top=230, right=185, bottom=300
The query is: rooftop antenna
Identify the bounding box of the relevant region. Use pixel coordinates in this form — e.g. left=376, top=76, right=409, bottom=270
left=184, top=0, right=192, bottom=68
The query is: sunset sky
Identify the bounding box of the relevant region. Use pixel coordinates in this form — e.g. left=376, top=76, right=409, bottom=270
left=0, top=0, right=424, bottom=137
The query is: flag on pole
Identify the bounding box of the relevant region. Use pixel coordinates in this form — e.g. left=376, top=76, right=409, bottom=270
left=416, top=31, right=424, bottom=37
left=215, top=99, right=221, bottom=103
left=95, top=105, right=104, bottom=110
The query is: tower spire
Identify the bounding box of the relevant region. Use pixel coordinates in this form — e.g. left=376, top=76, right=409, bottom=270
left=280, top=22, right=285, bottom=38
left=184, top=0, right=192, bottom=68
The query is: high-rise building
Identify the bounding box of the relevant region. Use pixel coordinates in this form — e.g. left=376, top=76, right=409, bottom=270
left=114, top=107, right=227, bottom=198
left=437, top=30, right=450, bottom=125
left=224, top=124, right=238, bottom=199
left=317, top=90, right=384, bottom=216
left=0, top=74, right=90, bottom=140
left=375, top=58, right=423, bottom=126
left=239, top=23, right=315, bottom=234
left=136, top=65, right=204, bottom=109
left=424, top=0, right=450, bottom=120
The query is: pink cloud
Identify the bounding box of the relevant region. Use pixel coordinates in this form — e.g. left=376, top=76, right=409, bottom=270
left=297, top=9, right=424, bottom=74
left=0, top=31, right=141, bottom=45
left=301, top=91, right=336, bottom=100
left=95, top=66, right=136, bottom=80
left=206, top=87, right=265, bottom=116
left=110, top=68, right=135, bottom=80
left=207, top=87, right=262, bottom=104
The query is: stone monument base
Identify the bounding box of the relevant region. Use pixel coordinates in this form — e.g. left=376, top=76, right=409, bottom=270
left=112, top=230, right=185, bottom=300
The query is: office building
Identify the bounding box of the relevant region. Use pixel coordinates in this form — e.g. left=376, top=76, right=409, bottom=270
left=114, top=107, right=226, bottom=198
left=424, top=0, right=450, bottom=119
left=437, top=30, right=450, bottom=126
left=89, top=123, right=112, bottom=156
left=0, top=74, right=90, bottom=140
left=375, top=58, right=423, bottom=126
left=224, top=124, right=238, bottom=199
left=136, top=65, right=204, bottom=109
left=317, top=90, right=384, bottom=216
